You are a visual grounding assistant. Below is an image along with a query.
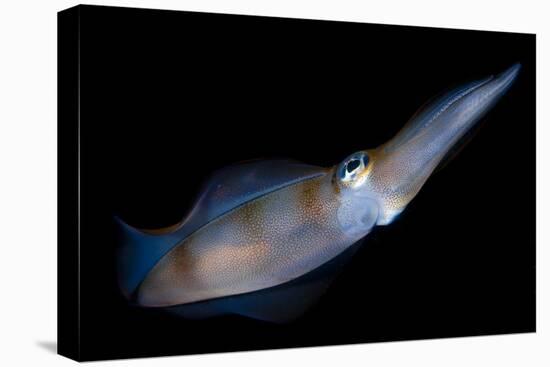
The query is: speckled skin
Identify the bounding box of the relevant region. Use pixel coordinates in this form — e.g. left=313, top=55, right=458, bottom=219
left=138, top=170, right=366, bottom=307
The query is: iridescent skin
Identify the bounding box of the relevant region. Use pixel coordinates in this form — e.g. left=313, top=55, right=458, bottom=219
left=123, top=64, right=520, bottom=308
left=139, top=172, right=346, bottom=306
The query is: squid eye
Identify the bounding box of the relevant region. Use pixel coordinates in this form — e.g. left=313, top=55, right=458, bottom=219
left=346, top=159, right=361, bottom=173
left=337, top=152, right=371, bottom=184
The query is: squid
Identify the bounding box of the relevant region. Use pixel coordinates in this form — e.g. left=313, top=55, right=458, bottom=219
left=116, top=64, right=520, bottom=322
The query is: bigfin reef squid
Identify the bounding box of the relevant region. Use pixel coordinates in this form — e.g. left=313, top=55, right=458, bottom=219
left=116, top=64, right=520, bottom=322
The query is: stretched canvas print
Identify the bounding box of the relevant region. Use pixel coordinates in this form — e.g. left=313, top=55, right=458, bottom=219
left=58, top=5, right=536, bottom=361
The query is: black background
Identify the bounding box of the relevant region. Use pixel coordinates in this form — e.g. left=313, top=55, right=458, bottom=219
left=74, top=5, right=535, bottom=361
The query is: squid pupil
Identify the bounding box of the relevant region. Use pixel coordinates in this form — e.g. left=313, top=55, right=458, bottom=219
left=346, top=159, right=361, bottom=173
left=362, top=155, right=369, bottom=167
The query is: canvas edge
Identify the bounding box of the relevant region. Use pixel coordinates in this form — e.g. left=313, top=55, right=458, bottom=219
left=57, top=4, right=81, bottom=362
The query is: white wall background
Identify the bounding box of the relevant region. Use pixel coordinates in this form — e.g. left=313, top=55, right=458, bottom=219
left=0, top=0, right=546, bottom=365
